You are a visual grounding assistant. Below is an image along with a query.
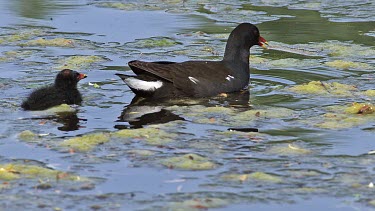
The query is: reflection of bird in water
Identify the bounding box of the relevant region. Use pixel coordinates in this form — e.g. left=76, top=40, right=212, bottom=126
left=26, top=111, right=86, bottom=132
left=115, top=91, right=255, bottom=130
left=115, top=96, right=185, bottom=129
left=56, top=112, right=86, bottom=131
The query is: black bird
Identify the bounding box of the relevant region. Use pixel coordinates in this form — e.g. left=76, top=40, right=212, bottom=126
left=116, top=22, right=267, bottom=99
left=21, top=69, right=87, bottom=111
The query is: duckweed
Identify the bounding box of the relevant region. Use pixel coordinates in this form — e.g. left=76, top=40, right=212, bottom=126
left=22, top=38, right=75, bottom=47
left=302, top=103, right=375, bottom=129
left=221, top=172, right=283, bottom=183
left=0, top=29, right=46, bottom=43
left=314, top=113, right=367, bottom=129
left=127, top=149, right=156, bottom=157
left=127, top=37, right=179, bottom=48
left=248, top=172, right=283, bottom=183
left=33, top=104, right=76, bottom=115
left=0, top=50, right=34, bottom=63
left=232, top=107, right=294, bottom=121
left=0, top=163, right=84, bottom=181
left=266, top=144, right=312, bottom=155
left=99, top=2, right=137, bottom=10
left=55, top=55, right=105, bottom=70
left=325, top=60, right=372, bottom=70
left=345, top=102, right=374, bottom=114
left=60, top=133, right=110, bottom=152
left=289, top=81, right=357, bottom=96
left=160, top=153, right=216, bottom=170
left=18, top=130, right=37, bottom=141
left=363, top=90, right=375, bottom=97
left=113, top=127, right=176, bottom=145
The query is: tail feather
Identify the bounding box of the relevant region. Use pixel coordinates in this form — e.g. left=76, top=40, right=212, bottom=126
left=115, top=73, right=163, bottom=95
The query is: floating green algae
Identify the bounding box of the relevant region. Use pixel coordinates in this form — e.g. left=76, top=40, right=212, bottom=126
left=21, top=38, right=75, bottom=47
left=60, top=133, right=110, bottom=152
left=221, top=172, right=283, bottom=183
left=127, top=149, right=156, bottom=157
left=32, top=104, right=76, bottom=115
left=18, top=130, right=37, bottom=142
left=0, top=50, right=34, bottom=63
left=99, top=2, right=137, bottom=10
left=363, top=90, right=375, bottom=97
left=113, top=127, right=176, bottom=145
left=168, top=198, right=228, bottom=210
left=325, top=60, right=373, bottom=70
left=294, top=41, right=375, bottom=59
left=126, top=37, right=179, bottom=48
left=0, top=29, right=47, bottom=43
left=0, top=163, right=84, bottom=181
left=314, top=113, right=367, bottom=129
left=168, top=105, right=294, bottom=127
left=248, top=172, right=283, bottom=183
left=55, top=55, right=105, bottom=70
left=345, top=102, right=374, bottom=114
left=289, top=81, right=357, bottom=96
left=168, top=105, right=234, bottom=118
left=266, top=144, right=312, bottom=156
left=301, top=103, right=375, bottom=129
left=269, top=58, right=319, bottom=68
left=232, top=107, right=294, bottom=121
left=160, top=153, right=216, bottom=170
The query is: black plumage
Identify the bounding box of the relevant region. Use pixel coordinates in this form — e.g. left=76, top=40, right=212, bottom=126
left=116, top=23, right=267, bottom=99
left=21, top=69, right=87, bottom=111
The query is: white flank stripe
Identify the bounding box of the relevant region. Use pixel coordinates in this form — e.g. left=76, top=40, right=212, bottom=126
left=125, top=78, right=163, bottom=91
left=188, top=76, right=199, bottom=84
left=226, top=75, right=235, bottom=81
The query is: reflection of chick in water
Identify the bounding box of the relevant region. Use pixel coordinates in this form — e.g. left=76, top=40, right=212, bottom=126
left=21, top=69, right=87, bottom=111
left=56, top=112, right=86, bottom=131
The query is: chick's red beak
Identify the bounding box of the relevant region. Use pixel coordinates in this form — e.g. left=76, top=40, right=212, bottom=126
left=77, top=73, right=87, bottom=80
left=258, top=36, right=268, bottom=49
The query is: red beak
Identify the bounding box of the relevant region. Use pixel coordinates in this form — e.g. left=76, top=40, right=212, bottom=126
left=78, top=73, right=87, bottom=80
left=258, top=36, right=268, bottom=49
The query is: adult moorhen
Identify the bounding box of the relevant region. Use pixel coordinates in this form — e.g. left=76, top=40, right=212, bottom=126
left=116, top=22, right=267, bottom=99
left=21, top=69, right=87, bottom=111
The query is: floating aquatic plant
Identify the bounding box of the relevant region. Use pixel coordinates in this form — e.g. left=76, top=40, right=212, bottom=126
left=18, top=130, right=37, bottom=142
left=21, top=38, right=75, bottom=47
left=289, top=81, right=357, bottom=96
left=325, top=60, right=373, bottom=70
left=113, top=127, right=176, bottom=145
left=0, top=163, right=85, bottom=181
left=126, top=37, right=180, bottom=49
left=160, top=153, right=216, bottom=170
left=60, top=133, right=110, bottom=152
left=55, top=55, right=105, bottom=70
left=266, top=143, right=312, bottom=156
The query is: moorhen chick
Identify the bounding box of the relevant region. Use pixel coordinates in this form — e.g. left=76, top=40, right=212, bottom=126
left=21, top=69, right=87, bottom=111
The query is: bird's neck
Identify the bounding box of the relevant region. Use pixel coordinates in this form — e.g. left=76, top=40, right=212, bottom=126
left=223, top=39, right=250, bottom=70
left=55, top=82, right=77, bottom=91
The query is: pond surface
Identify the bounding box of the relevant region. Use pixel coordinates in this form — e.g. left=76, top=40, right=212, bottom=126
left=0, top=0, right=374, bottom=210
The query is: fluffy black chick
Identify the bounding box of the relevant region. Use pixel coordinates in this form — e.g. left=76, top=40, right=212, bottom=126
left=21, top=69, right=87, bottom=111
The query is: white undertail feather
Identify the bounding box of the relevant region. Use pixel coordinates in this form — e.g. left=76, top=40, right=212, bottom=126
left=124, top=78, right=163, bottom=91
left=188, top=76, right=199, bottom=84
